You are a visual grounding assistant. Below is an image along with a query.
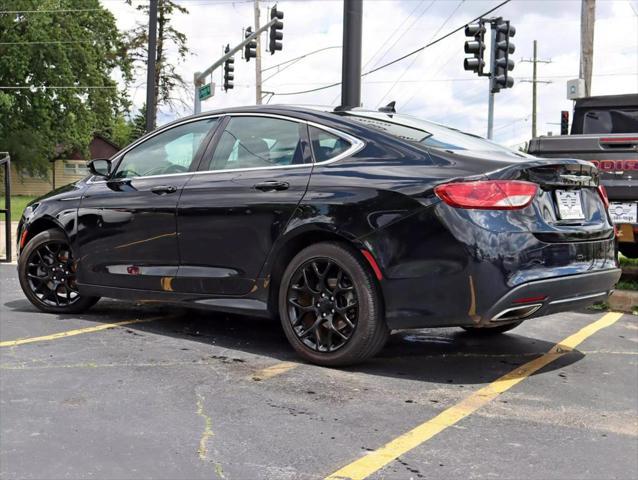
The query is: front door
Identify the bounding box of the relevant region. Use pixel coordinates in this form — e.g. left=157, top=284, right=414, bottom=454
left=175, top=115, right=313, bottom=295
left=76, top=117, right=219, bottom=291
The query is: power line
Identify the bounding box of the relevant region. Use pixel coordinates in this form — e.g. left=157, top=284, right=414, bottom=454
left=261, top=46, right=341, bottom=73
left=272, top=0, right=511, bottom=97
left=377, top=0, right=465, bottom=107
left=0, top=40, right=97, bottom=45
left=0, top=86, right=118, bottom=90
left=0, top=8, right=103, bottom=14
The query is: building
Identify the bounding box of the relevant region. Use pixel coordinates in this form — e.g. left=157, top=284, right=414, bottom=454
left=2, top=134, right=120, bottom=197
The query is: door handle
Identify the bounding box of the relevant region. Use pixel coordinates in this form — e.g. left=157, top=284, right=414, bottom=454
left=254, top=181, right=290, bottom=192
left=151, top=185, right=177, bottom=195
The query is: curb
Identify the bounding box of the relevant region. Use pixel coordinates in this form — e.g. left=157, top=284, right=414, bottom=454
left=608, top=289, right=638, bottom=314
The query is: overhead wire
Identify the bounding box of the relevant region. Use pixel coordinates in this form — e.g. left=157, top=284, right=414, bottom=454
left=271, top=0, right=511, bottom=97
left=376, top=0, right=465, bottom=108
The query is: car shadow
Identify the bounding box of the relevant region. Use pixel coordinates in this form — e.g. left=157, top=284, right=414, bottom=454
left=3, top=298, right=587, bottom=385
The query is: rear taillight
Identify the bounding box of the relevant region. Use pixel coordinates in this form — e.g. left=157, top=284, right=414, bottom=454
left=434, top=180, right=538, bottom=210
left=597, top=185, right=609, bottom=209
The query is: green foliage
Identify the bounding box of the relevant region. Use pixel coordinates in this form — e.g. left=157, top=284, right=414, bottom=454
left=0, top=195, right=39, bottom=221
left=98, top=115, right=134, bottom=150
left=124, top=0, right=190, bottom=128
left=129, top=104, right=148, bottom=142
left=0, top=0, right=131, bottom=175
left=617, top=279, right=638, bottom=291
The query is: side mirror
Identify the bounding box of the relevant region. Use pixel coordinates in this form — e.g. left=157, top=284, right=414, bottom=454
left=88, top=158, right=111, bottom=177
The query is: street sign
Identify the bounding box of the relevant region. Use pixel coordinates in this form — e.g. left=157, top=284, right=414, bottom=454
left=198, top=82, right=214, bottom=101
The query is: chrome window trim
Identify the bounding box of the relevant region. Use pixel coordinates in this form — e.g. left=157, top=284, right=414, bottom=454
left=86, top=111, right=365, bottom=184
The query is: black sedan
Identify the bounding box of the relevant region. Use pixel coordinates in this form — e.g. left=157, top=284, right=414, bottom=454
left=16, top=105, right=621, bottom=366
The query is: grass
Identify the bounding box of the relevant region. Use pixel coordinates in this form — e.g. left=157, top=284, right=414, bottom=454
left=617, top=279, right=638, bottom=291
left=619, top=254, right=638, bottom=267
left=0, top=195, right=38, bottom=222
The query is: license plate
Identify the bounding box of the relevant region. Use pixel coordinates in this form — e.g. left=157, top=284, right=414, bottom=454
left=609, top=202, right=638, bottom=224
left=555, top=189, right=585, bottom=220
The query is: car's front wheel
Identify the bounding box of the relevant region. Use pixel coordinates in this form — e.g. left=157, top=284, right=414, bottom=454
left=18, top=229, right=99, bottom=314
left=279, top=242, right=389, bottom=366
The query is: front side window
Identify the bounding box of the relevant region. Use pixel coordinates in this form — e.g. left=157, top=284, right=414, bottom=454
left=207, top=116, right=306, bottom=171
left=309, top=126, right=351, bottom=162
left=113, top=118, right=218, bottom=179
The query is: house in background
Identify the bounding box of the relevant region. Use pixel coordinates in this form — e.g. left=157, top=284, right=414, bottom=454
left=2, top=134, right=120, bottom=196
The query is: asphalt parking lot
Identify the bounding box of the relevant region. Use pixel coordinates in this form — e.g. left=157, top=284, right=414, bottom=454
left=1, top=263, right=637, bottom=480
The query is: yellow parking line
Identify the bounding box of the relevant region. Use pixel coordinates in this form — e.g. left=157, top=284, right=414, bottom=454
left=0, top=316, right=165, bottom=347
left=251, top=361, right=299, bottom=381
left=325, top=311, right=624, bottom=480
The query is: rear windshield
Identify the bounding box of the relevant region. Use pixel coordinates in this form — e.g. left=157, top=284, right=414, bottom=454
left=574, top=109, right=638, bottom=134
left=342, top=111, right=521, bottom=154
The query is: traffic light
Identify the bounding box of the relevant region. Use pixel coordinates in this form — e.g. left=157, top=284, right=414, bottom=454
left=463, top=22, right=486, bottom=75
left=269, top=6, right=284, bottom=54
left=561, top=110, right=569, bottom=135
left=244, top=27, right=257, bottom=62
left=223, top=44, right=234, bottom=91
left=492, top=19, right=516, bottom=92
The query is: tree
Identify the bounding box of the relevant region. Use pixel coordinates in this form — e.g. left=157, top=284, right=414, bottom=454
left=0, top=0, right=132, bottom=175
left=125, top=0, right=190, bottom=130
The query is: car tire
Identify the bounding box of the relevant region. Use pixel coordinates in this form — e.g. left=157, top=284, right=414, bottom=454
left=279, top=242, right=389, bottom=367
left=18, top=229, right=100, bottom=314
left=619, top=243, right=638, bottom=259
left=460, top=321, right=523, bottom=335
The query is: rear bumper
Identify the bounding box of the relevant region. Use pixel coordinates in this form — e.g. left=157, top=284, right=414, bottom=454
left=482, top=268, right=621, bottom=326
left=383, top=268, right=620, bottom=330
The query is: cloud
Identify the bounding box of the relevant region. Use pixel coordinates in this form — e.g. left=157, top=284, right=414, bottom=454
left=104, top=0, right=638, bottom=146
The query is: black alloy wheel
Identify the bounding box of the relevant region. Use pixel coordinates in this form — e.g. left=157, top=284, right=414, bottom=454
left=287, top=258, right=358, bottom=353
left=18, top=229, right=99, bottom=314
left=279, top=242, right=389, bottom=366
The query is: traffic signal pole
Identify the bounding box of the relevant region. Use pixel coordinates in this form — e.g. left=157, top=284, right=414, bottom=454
left=193, top=16, right=278, bottom=114
left=254, top=0, right=263, bottom=105
left=486, top=26, right=496, bottom=139
left=340, top=0, right=362, bottom=109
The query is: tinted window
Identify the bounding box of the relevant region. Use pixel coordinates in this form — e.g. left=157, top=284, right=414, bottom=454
left=581, top=109, right=638, bottom=134
left=344, top=112, right=524, bottom=154
left=114, top=118, right=217, bottom=179
left=309, top=126, right=351, bottom=162
left=207, top=116, right=306, bottom=171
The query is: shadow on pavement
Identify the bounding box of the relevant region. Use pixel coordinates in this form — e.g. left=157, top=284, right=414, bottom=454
left=3, top=297, right=587, bottom=385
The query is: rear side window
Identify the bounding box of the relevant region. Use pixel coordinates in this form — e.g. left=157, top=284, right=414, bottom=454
left=207, top=116, right=306, bottom=171
left=308, top=126, right=351, bottom=162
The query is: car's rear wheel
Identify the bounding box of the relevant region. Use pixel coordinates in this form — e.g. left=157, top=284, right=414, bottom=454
left=619, top=242, right=638, bottom=259
left=461, top=320, right=522, bottom=335
left=279, top=242, right=389, bottom=366
left=18, top=229, right=99, bottom=314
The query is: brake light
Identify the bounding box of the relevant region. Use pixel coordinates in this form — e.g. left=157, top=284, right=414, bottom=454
left=597, top=185, right=609, bottom=209
left=434, top=180, right=538, bottom=210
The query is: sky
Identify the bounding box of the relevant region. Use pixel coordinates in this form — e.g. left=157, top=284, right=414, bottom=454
left=103, top=0, right=638, bottom=148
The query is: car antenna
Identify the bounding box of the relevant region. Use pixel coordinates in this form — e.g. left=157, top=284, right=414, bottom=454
left=378, top=101, right=396, bottom=115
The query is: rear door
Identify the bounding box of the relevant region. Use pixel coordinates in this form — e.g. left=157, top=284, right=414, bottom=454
left=174, top=114, right=313, bottom=295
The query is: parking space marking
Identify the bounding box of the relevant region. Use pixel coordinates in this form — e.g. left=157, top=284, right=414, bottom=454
left=251, top=361, right=299, bottom=381
left=0, top=316, right=165, bottom=347
left=325, top=311, right=624, bottom=480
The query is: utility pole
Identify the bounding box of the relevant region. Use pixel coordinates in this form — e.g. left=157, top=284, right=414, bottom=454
left=340, top=0, right=362, bottom=109
left=520, top=40, right=551, bottom=138
left=580, top=0, right=595, bottom=97
left=254, top=0, right=262, bottom=105
left=145, top=0, right=158, bottom=132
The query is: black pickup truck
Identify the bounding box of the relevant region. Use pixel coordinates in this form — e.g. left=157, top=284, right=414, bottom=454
left=528, top=94, right=638, bottom=258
